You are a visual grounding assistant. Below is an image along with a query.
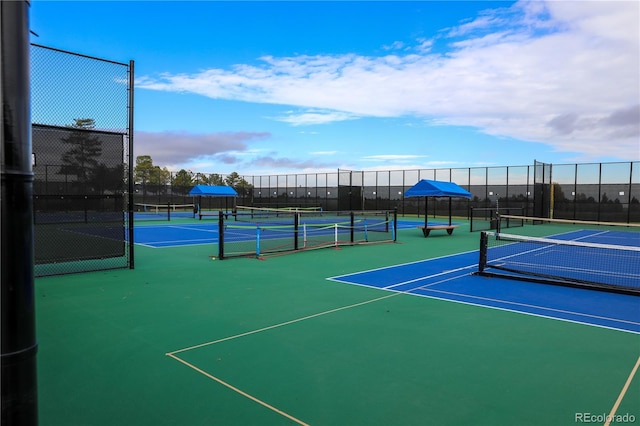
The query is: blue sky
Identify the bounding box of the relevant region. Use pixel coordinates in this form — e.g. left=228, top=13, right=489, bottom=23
left=30, top=1, right=639, bottom=176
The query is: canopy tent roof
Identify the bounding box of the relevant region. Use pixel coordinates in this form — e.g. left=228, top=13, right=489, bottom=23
left=404, top=179, right=471, bottom=228
left=189, top=185, right=238, bottom=197
left=404, top=179, right=472, bottom=199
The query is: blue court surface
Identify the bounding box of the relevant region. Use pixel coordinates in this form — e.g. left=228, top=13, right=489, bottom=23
left=133, top=220, right=421, bottom=248
left=328, top=249, right=640, bottom=334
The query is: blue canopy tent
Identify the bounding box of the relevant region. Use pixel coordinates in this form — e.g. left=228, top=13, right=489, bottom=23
left=404, top=180, right=472, bottom=236
left=189, top=185, right=239, bottom=197
left=189, top=185, right=239, bottom=217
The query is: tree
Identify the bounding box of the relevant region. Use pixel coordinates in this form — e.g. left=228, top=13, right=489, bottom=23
left=224, top=171, right=242, bottom=187
left=225, top=172, right=253, bottom=198
left=149, top=166, right=171, bottom=186
left=208, top=174, right=225, bottom=186
left=134, top=155, right=154, bottom=185
left=59, top=118, right=102, bottom=188
left=172, top=169, right=194, bottom=189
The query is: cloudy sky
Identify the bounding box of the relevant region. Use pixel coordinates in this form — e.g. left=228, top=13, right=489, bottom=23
left=31, top=1, right=639, bottom=176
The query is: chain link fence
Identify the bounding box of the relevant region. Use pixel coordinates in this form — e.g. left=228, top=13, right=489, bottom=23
left=118, top=161, right=639, bottom=224
left=31, top=44, right=133, bottom=276
left=240, top=162, right=639, bottom=224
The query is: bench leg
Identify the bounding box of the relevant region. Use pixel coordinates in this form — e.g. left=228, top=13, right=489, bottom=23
left=423, top=229, right=430, bottom=237
left=447, top=228, right=454, bottom=235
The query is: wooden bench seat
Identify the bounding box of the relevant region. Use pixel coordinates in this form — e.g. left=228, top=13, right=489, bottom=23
left=417, top=224, right=459, bottom=237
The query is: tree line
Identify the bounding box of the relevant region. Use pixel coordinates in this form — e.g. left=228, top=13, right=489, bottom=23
left=133, top=155, right=253, bottom=195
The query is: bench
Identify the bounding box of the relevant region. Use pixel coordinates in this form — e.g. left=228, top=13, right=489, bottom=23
left=417, top=224, right=459, bottom=237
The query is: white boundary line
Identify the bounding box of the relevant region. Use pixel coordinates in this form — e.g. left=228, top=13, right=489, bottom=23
left=328, top=263, right=640, bottom=335
left=384, top=264, right=477, bottom=290
left=417, top=286, right=640, bottom=328
left=165, top=292, right=401, bottom=425
left=167, top=293, right=400, bottom=356
left=167, top=353, right=310, bottom=426
left=326, top=248, right=479, bottom=282
left=604, top=354, right=640, bottom=426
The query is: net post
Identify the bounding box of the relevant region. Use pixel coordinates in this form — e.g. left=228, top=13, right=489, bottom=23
left=470, top=207, right=474, bottom=232
left=350, top=211, right=355, bottom=243
left=294, top=212, right=299, bottom=250
left=495, top=211, right=501, bottom=233
left=167, top=201, right=171, bottom=221
left=334, top=223, right=338, bottom=248
left=303, top=223, right=307, bottom=249
left=256, top=226, right=261, bottom=258
left=479, top=231, right=488, bottom=273
left=218, top=210, right=224, bottom=259
left=393, top=208, right=398, bottom=242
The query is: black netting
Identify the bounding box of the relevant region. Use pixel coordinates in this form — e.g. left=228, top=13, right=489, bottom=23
left=31, top=44, right=132, bottom=276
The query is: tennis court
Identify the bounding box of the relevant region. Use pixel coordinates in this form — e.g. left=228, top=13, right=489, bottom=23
left=35, top=216, right=640, bottom=426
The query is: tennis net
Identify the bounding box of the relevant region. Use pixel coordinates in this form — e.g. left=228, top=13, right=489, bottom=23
left=134, top=203, right=196, bottom=220
left=470, top=207, right=524, bottom=232
left=478, top=230, right=640, bottom=295
left=496, top=214, right=640, bottom=237
left=232, top=205, right=326, bottom=224
left=217, top=209, right=397, bottom=259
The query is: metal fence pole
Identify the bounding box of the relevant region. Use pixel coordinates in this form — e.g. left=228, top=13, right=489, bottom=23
left=128, top=60, right=135, bottom=268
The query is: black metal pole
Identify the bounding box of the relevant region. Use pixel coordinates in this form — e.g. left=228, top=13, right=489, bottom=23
left=1, top=2, right=38, bottom=425
left=294, top=212, right=299, bottom=250
left=218, top=210, right=224, bottom=259
left=424, top=197, right=428, bottom=228
left=127, top=60, right=134, bottom=269
left=393, top=207, right=397, bottom=242
left=350, top=211, right=354, bottom=243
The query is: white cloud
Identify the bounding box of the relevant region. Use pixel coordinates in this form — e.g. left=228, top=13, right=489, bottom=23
left=273, top=109, right=360, bottom=126
left=311, top=151, right=338, bottom=155
left=362, top=154, right=427, bottom=162
left=134, top=130, right=271, bottom=167
left=414, top=37, right=434, bottom=53
left=382, top=40, right=405, bottom=51
left=137, top=0, right=639, bottom=160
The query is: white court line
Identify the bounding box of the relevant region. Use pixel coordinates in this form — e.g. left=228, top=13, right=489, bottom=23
left=326, top=249, right=479, bottom=282
left=336, top=262, right=640, bottom=331
left=167, top=225, right=218, bottom=233
left=415, top=286, right=640, bottom=328
left=167, top=292, right=400, bottom=356
left=167, top=353, right=310, bottom=426
left=134, top=242, right=157, bottom=248
left=605, top=355, right=640, bottom=426
left=383, top=264, right=478, bottom=290
left=148, top=237, right=216, bottom=244
left=329, top=262, right=640, bottom=335
left=142, top=243, right=217, bottom=248
left=134, top=224, right=216, bottom=230
left=134, top=238, right=217, bottom=248
left=165, top=292, right=402, bottom=424
left=404, top=287, right=640, bottom=335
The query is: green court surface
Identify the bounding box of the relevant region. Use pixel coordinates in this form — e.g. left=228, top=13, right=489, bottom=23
left=36, top=218, right=640, bottom=426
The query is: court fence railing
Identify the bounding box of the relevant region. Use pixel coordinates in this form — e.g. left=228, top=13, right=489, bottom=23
left=121, top=161, right=639, bottom=225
